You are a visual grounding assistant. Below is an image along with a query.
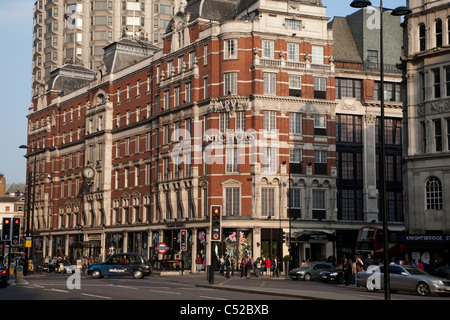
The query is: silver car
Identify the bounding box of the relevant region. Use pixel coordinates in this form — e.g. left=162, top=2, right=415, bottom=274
left=356, top=264, right=450, bottom=297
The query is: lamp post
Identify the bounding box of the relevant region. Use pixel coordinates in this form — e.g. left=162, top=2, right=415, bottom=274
left=19, top=145, right=52, bottom=276
left=349, top=0, right=410, bottom=300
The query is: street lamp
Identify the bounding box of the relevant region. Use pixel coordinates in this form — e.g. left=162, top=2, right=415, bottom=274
left=19, top=144, right=52, bottom=275
left=349, top=0, right=411, bottom=301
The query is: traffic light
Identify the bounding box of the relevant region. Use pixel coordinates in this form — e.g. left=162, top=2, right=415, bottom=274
left=1, top=217, right=11, bottom=241
left=210, top=205, right=222, bottom=241
left=180, top=229, right=187, bottom=252
left=12, top=218, right=21, bottom=245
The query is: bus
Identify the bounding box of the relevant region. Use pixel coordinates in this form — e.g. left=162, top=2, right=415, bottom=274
left=356, top=226, right=405, bottom=258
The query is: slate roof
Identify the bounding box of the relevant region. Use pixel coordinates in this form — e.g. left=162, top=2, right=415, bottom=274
left=328, top=16, right=362, bottom=64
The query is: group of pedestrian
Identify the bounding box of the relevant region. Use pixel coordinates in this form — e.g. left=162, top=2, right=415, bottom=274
left=218, top=255, right=281, bottom=279
left=342, top=254, right=375, bottom=286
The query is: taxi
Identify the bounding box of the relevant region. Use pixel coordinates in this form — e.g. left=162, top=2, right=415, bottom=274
left=88, top=253, right=152, bottom=279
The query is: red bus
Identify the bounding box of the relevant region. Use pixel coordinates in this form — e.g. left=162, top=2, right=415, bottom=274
left=356, top=226, right=404, bottom=258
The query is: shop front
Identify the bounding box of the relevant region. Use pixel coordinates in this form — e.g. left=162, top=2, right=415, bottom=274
left=290, top=230, right=335, bottom=266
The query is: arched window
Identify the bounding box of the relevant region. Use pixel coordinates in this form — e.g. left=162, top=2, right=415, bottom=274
left=419, top=23, right=426, bottom=51
left=425, top=177, right=443, bottom=210
left=435, top=19, right=442, bottom=47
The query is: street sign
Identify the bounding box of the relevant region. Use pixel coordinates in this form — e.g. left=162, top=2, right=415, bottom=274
left=156, top=242, right=169, bottom=254
left=25, top=237, right=32, bottom=248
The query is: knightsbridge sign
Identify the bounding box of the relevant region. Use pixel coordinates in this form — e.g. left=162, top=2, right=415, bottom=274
left=401, top=235, right=450, bottom=242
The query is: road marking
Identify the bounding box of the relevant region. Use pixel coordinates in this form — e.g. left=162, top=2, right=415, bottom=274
left=199, top=296, right=228, bottom=300
left=44, top=288, right=69, bottom=293
left=81, top=293, right=112, bottom=300
left=148, top=289, right=181, bottom=295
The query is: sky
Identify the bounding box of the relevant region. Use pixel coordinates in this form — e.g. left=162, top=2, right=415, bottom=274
left=0, top=0, right=406, bottom=185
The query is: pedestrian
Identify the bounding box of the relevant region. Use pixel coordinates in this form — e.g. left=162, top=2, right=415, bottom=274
left=246, top=257, right=253, bottom=278
left=220, top=255, right=225, bottom=276
left=273, top=257, right=280, bottom=277
left=343, top=258, right=351, bottom=286
left=265, top=257, right=271, bottom=278
left=255, top=257, right=261, bottom=278
left=225, top=256, right=231, bottom=278
left=351, top=258, right=357, bottom=285
left=195, top=255, right=202, bottom=273
left=240, top=258, right=246, bottom=278
left=363, top=254, right=375, bottom=270
left=418, top=260, right=425, bottom=270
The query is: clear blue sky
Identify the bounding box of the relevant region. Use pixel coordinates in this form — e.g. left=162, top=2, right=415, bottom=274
left=0, top=0, right=406, bottom=184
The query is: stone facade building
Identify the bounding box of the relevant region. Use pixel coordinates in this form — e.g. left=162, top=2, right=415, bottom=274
left=402, top=0, right=450, bottom=265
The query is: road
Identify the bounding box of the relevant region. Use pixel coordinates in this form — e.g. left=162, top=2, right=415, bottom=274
left=0, top=271, right=446, bottom=317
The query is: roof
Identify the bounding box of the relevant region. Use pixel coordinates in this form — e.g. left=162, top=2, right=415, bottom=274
left=328, top=16, right=362, bottom=64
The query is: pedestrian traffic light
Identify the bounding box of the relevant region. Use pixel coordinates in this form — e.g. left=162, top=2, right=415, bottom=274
left=12, top=218, right=21, bottom=245
left=1, top=217, right=11, bottom=241
left=180, top=229, right=187, bottom=251
left=210, top=205, right=222, bottom=242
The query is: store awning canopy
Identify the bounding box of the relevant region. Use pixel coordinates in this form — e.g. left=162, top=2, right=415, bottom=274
left=291, top=230, right=335, bottom=243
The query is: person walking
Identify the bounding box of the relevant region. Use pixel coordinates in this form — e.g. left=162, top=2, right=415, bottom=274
left=195, top=255, right=202, bottom=273
left=225, top=256, right=231, bottom=278
left=220, top=255, right=225, bottom=276
left=265, top=257, right=271, bottom=278
left=363, top=254, right=375, bottom=271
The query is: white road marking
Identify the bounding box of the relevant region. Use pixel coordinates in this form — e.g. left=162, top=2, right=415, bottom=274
left=148, top=289, right=181, bottom=295
left=199, top=296, right=228, bottom=300
left=81, top=293, right=112, bottom=299
left=44, top=288, right=69, bottom=293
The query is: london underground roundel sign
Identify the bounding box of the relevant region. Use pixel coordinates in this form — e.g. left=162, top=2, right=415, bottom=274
left=156, top=242, right=169, bottom=254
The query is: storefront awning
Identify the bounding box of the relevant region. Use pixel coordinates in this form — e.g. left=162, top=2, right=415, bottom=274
left=291, top=230, right=335, bottom=243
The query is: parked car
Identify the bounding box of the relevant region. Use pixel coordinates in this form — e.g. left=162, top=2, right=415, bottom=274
left=289, top=262, right=335, bottom=281
left=0, top=264, right=7, bottom=288
left=356, top=264, right=450, bottom=296
left=61, top=260, right=78, bottom=274
left=320, top=265, right=344, bottom=284
left=431, top=266, right=450, bottom=280
left=88, top=253, right=152, bottom=279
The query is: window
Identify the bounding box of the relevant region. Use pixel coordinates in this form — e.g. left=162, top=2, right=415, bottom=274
left=262, top=40, right=274, bottom=59
left=366, top=50, right=378, bottom=68
left=236, top=112, right=246, bottom=132
left=374, top=82, right=401, bottom=102
left=314, top=150, right=327, bottom=175
left=420, top=72, right=426, bottom=102
left=426, top=177, right=442, bottom=210
left=289, top=74, right=302, bottom=97
left=263, top=72, right=276, bottom=95
left=263, top=110, right=276, bottom=132
left=225, top=187, right=240, bottom=216
left=447, top=119, right=450, bottom=151
left=219, top=112, right=229, bottom=133
left=336, top=114, right=362, bottom=143
left=335, top=78, right=362, bottom=100
left=446, top=67, right=450, bottom=97
left=434, top=119, right=442, bottom=152
left=203, top=77, right=208, bottom=99
left=433, top=69, right=441, bottom=99
left=289, top=112, right=302, bottom=134
left=421, top=121, right=427, bottom=153
left=263, top=147, right=277, bottom=172
left=289, top=188, right=301, bottom=209
left=312, top=189, right=326, bottom=219
left=314, top=77, right=326, bottom=99
left=261, top=188, right=275, bottom=217
left=287, top=43, right=299, bottom=61
left=311, top=45, right=324, bottom=64
left=185, top=82, right=192, bottom=103
left=224, top=39, right=237, bottom=59
left=419, top=24, right=426, bottom=51
left=314, top=114, right=327, bottom=135
left=226, top=146, right=239, bottom=173
left=224, top=73, right=237, bottom=95
left=285, top=19, right=302, bottom=31
left=436, top=19, right=443, bottom=47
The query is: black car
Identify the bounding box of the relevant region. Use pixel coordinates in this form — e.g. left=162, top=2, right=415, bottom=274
left=320, top=265, right=344, bottom=284
left=432, top=266, right=450, bottom=280
left=0, top=264, right=8, bottom=288
left=88, top=253, right=152, bottom=279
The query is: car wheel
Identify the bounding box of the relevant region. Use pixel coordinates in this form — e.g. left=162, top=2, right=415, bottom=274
left=416, top=282, right=430, bottom=296
left=91, top=269, right=103, bottom=279
left=133, top=270, right=144, bottom=279
left=304, top=273, right=312, bottom=281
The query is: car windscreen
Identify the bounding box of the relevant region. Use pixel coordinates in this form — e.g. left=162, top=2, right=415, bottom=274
left=403, top=266, right=428, bottom=276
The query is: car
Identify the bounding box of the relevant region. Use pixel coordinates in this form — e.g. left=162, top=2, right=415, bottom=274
left=88, top=253, right=152, bottom=279
left=61, top=260, right=78, bottom=274
left=0, top=264, right=7, bottom=288
left=320, top=265, right=344, bottom=284
left=289, top=262, right=335, bottom=281
left=431, top=266, right=450, bottom=280
left=356, top=264, right=450, bottom=296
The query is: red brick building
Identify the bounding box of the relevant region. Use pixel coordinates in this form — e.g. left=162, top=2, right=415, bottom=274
left=25, top=0, right=403, bottom=271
